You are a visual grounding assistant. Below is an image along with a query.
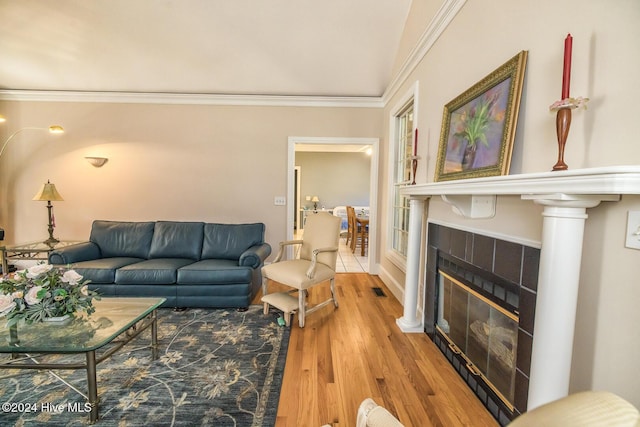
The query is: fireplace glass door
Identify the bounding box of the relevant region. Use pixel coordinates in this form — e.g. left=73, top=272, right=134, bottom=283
left=437, top=271, right=518, bottom=407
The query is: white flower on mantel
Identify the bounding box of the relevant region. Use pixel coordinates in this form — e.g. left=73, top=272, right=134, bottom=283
left=549, top=96, right=590, bottom=111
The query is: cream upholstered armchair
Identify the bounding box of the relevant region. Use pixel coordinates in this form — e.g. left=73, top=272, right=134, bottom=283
left=261, top=212, right=341, bottom=327
left=321, top=398, right=404, bottom=427
left=509, top=391, right=640, bottom=427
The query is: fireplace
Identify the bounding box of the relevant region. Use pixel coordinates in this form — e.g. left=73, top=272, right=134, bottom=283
left=396, top=167, right=639, bottom=416
left=425, top=223, right=539, bottom=425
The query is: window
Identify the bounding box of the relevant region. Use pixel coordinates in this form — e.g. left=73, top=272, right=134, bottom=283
left=391, top=100, right=414, bottom=258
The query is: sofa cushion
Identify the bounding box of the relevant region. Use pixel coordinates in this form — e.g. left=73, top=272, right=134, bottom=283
left=201, top=223, right=265, bottom=260
left=115, top=258, right=195, bottom=285
left=177, top=259, right=252, bottom=285
left=149, top=221, right=204, bottom=260
left=71, top=257, right=145, bottom=283
left=90, top=220, right=155, bottom=259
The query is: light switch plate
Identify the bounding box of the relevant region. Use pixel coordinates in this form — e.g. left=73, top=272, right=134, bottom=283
left=274, top=196, right=286, bottom=206
left=625, top=211, right=640, bottom=250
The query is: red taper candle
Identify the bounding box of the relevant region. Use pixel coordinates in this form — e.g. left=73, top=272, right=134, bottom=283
left=414, top=128, right=418, bottom=156
left=561, top=34, right=573, bottom=99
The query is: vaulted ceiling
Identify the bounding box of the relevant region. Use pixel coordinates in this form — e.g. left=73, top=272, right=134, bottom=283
left=0, top=0, right=412, bottom=98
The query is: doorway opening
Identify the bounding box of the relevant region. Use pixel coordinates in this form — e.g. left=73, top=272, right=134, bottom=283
left=287, top=137, right=379, bottom=274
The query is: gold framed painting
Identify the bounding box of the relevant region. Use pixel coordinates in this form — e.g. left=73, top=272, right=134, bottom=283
left=434, top=50, right=528, bottom=182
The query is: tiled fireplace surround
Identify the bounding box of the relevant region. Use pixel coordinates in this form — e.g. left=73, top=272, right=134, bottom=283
left=396, top=166, right=640, bottom=419
left=425, top=223, right=539, bottom=423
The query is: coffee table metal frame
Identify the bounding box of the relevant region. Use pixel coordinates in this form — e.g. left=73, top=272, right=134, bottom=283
left=1, top=240, right=83, bottom=274
left=0, top=297, right=165, bottom=424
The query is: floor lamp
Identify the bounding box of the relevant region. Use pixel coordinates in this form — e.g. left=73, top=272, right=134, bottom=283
left=0, top=115, right=64, bottom=245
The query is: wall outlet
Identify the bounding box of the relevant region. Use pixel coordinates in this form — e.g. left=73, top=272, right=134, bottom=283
left=274, top=196, right=286, bottom=206
left=625, top=211, right=640, bottom=250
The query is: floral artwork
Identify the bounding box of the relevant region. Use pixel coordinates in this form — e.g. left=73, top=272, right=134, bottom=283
left=0, top=264, right=100, bottom=325
left=435, top=51, right=528, bottom=181
left=445, top=79, right=511, bottom=172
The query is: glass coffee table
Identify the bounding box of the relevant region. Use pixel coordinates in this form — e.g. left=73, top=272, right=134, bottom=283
left=0, top=297, right=165, bottom=424
left=1, top=240, right=83, bottom=274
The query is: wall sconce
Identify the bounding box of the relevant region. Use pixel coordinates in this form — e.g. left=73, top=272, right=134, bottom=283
left=85, top=156, right=108, bottom=167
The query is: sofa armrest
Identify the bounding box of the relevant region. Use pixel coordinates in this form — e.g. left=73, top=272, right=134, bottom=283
left=239, top=243, right=272, bottom=269
left=49, top=242, right=102, bottom=265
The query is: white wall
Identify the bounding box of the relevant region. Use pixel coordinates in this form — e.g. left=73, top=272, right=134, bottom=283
left=379, top=0, right=640, bottom=407
left=0, top=101, right=382, bottom=256
left=296, top=151, right=370, bottom=209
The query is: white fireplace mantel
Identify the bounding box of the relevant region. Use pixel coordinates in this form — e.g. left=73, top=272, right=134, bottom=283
left=397, top=165, right=640, bottom=410
left=400, top=165, right=640, bottom=218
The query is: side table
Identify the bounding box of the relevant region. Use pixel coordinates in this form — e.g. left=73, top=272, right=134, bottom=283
left=1, top=240, right=83, bottom=274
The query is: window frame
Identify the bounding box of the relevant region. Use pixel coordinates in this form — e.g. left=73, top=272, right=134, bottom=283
left=387, top=82, right=419, bottom=270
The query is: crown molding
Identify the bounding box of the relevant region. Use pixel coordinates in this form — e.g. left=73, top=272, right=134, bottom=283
left=0, top=89, right=384, bottom=108
left=0, top=0, right=465, bottom=109
left=382, top=0, right=467, bottom=105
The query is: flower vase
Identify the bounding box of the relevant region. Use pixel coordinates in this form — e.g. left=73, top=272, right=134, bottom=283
left=43, top=314, right=72, bottom=323
left=552, top=107, right=572, bottom=171
left=462, top=143, right=477, bottom=170
left=9, top=324, right=19, bottom=347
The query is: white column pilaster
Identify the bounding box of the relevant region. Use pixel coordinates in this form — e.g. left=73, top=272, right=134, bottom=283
left=524, top=194, right=617, bottom=410
left=396, top=197, right=426, bottom=332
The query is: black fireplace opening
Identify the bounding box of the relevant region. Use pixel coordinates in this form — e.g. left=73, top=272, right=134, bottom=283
left=425, top=223, right=539, bottom=426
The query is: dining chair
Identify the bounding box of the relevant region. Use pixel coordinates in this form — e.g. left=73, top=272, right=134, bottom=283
left=355, top=215, right=369, bottom=256
left=346, top=206, right=356, bottom=248
left=348, top=206, right=368, bottom=255
left=261, top=212, right=341, bottom=327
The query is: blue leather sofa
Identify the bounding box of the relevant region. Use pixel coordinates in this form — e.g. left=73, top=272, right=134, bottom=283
left=48, top=220, right=271, bottom=308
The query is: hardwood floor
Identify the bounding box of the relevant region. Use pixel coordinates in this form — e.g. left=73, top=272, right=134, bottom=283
left=255, top=273, right=498, bottom=427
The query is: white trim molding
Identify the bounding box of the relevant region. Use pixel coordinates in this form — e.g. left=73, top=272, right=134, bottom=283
left=382, top=0, right=467, bottom=104
left=0, top=0, right=466, bottom=109
left=0, top=89, right=384, bottom=108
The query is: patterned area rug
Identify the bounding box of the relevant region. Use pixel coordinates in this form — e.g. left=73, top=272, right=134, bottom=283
left=0, top=306, right=290, bottom=426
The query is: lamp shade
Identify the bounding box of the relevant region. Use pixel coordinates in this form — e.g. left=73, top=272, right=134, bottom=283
left=33, top=180, right=64, bottom=202
left=311, top=196, right=320, bottom=203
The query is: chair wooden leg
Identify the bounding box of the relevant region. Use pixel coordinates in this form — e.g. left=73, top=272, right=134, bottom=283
left=298, top=290, right=306, bottom=328
left=330, top=278, right=339, bottom=308
left=262, top=275, right=269, bottom=314
left=283, top=311, right=292, bottom=326
left=351, top=227, right=357, bottom=253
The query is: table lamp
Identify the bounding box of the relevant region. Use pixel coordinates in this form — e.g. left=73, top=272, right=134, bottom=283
left=311, top=196, right=320, bottom=210
left=32, top=180, right=64, bottom=246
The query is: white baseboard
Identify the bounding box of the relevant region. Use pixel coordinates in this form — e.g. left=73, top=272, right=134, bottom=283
left=378, top=265, right=405, bottom=305
left=378, top=265, right=425, bottom=332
